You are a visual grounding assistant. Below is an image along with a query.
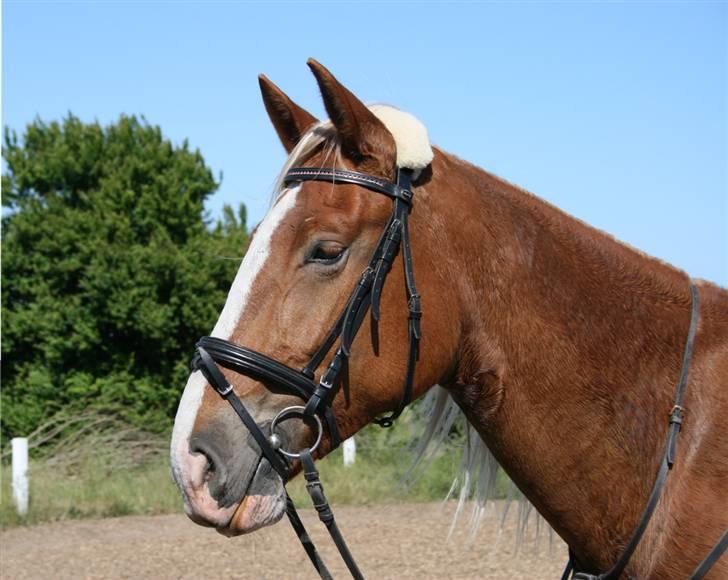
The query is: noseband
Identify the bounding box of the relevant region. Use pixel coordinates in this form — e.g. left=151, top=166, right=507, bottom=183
left=192, top=166, right=421, bottom=580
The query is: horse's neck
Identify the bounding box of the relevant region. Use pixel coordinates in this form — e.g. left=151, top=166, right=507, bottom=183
left=429, top=152, right=692, bottom=570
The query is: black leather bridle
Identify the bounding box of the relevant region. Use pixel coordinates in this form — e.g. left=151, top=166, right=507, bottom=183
left=193, top=165, right=421, bottom=580
left=190, top=165, right=728, bottom=579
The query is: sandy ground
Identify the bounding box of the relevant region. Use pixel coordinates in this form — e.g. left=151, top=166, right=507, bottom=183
left=1, top=502, right=566, bottom=579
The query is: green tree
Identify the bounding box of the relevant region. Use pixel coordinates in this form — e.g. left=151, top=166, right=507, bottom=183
left=2, top=115, right=248, bottom=436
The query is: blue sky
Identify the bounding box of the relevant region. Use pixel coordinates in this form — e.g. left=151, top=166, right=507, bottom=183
left=3, top=1, right=726, bottom=285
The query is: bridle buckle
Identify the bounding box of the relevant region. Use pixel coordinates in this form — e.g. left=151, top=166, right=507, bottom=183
left=668, top=404, right=684, bottom=427
left=399, top=187, right=413, bottom=203
left=408, top=294, right=422, bottom=319
left=216, top=383, right=234, bottom=397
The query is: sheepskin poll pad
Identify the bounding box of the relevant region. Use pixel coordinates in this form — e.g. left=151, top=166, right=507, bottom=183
left=369, top=105, right=434, bottom=171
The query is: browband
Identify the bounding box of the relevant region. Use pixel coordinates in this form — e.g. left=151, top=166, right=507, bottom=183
left=285, top=167, right=414, bottom=204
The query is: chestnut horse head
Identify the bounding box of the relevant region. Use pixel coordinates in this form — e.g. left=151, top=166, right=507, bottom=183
left=170, top=60, right=458, bottom=534
left=171, top=61, right=728, bottom=578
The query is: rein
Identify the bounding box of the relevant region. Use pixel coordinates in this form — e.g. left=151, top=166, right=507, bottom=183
left=192, top=166, right=421, bottom=580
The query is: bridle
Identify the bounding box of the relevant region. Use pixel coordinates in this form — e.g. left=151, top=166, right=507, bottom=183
left=193, top=165, right=421, bottom=580
left=189, top=164, right=728, bottom=579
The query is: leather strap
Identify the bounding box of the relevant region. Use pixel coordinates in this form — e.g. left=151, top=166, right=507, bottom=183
left=284, top=493, right=333, bottom=580
left=689, top=527, right=728, bottom=579
left=285, top=167, right=420, bottom=428
left=300, top=449, right=364, bottom=580
left=374, top=170, right=420, bottom=426
left=285, top=167, right=413, bottom=205
left=195, top=347, right=290, bottom=480
left=561, top=549, right=576, bottom=580
left=196, top=337, right=316, bottom=400
left=194, top=338, right=341, bottom=450
left=302, top=305, right=348, bottom=379
left=569, top=283, right=701, bottom=579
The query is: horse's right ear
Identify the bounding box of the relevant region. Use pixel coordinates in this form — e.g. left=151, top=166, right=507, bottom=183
left=259, top=74, right=318, bottom=153
left=307, top=59, right=396, bottom=177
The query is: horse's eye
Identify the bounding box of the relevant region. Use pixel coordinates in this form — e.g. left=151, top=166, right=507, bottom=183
left=307, top=242, right=348, bottom=265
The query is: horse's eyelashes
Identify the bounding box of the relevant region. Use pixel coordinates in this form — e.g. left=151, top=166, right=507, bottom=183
left=306, top=242, right=348, bottom=266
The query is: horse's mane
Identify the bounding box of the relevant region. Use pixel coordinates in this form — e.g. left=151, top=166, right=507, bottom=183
left=411, top=387, right=548, bottom=547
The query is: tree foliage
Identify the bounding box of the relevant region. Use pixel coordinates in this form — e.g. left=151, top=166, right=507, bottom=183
left=2, top=115, right=248, bottom=436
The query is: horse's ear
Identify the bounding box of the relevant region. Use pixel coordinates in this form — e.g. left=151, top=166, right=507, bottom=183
left=259, top=74, right=319, bottom=153
left=307, top=59, right=396, bottom=176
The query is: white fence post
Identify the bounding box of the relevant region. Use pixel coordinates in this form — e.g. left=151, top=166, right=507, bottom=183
left=11, top=437, right=29, bottom=516
left=343, top=436, right=356, bottom=467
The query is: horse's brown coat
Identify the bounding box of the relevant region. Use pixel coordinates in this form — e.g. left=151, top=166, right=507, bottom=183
left=178, top=60, right=728, bottom=578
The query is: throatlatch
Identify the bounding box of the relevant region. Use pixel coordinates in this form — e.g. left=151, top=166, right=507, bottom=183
left=193, top=166, right=421, bottom=580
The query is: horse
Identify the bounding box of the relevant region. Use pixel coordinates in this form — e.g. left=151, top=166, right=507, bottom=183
left=170, top=59, right=728, bottom=578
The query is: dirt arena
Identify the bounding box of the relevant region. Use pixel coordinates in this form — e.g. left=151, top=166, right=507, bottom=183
left=1, top=502, right=566, bottom=579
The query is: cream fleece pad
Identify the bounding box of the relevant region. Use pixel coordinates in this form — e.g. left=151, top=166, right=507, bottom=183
left=369, top=105, right=434, bottom=171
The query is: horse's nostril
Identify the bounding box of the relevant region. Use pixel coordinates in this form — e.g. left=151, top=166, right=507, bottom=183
left=199, top=454, right=215, bottom=484
left=189, top=437, right=228, bottom=499
left=185, top=424, right=262, bottom=510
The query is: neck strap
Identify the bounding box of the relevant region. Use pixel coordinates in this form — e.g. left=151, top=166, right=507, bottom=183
left=570, top=283, right=700, bottom=579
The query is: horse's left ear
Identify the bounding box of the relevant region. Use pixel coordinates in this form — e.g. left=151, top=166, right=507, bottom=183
left=259, top=74, right=319, bottom=153
left=307, top=59, right=396, bottom=177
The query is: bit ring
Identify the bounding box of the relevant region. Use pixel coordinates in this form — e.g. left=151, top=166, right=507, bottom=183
left=269, top=405, right=323, bottom=458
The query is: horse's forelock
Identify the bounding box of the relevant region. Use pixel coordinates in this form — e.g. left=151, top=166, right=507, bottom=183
left=271, top=105, right=433, bottom=203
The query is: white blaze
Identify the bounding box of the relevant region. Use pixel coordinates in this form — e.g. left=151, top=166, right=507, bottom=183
left=170, top=186, right=301, bottom=484
left=209, top=186, right=300, bottom=339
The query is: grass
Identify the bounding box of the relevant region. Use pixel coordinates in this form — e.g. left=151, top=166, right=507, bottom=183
left=0, top=449, right=460, bottom=529
left=0, top=447, right=470, bottom=529
left=287, top=445, right=462, bottom=507
left=1, top=413, right=510, bottom=530
left=0, top=455, right=181, bottom=528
